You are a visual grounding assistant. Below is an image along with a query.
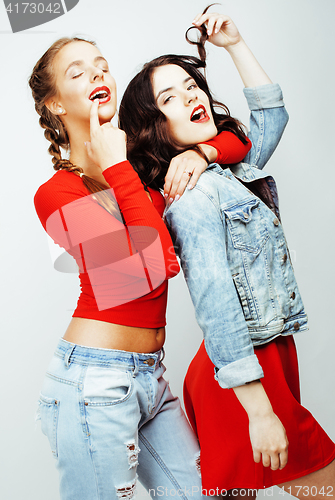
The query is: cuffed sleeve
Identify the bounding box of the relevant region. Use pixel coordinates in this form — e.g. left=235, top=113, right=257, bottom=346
left=242, top=84, right=289, bottom=169
left=214, top=354, right=264, bottom=389
left=243, top=83, right=285, bottom=110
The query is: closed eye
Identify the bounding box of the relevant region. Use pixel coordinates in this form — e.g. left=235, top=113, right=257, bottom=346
left=72, top=72, right=84, bottom=79
left=163, top=95, right=174, bottom=104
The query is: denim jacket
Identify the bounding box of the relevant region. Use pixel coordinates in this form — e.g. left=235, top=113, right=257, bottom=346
left=164, top=84, right=308, bottom=389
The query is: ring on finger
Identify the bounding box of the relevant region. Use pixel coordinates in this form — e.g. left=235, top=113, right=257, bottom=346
left=184, top=170, right=192, bottom=177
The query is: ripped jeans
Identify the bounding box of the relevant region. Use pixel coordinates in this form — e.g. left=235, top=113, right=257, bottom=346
left=37, top=339, right=203, bottom=500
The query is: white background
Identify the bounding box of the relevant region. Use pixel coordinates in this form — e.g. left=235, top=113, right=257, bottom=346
left=0, top=1, right=334, bottom=499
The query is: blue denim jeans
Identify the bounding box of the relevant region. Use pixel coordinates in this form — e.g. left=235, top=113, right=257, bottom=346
left=36, top=339, right=202, bottom=500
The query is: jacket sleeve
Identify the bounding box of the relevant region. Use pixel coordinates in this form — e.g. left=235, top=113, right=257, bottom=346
left=165, top=184, right=264, bottom=389
left=34, top=161, right=180, bottom=288
left=243, top=83, right=289, bottom=170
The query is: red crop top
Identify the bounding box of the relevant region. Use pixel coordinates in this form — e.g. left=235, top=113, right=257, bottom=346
left=34, top=131, right=251, bottom=328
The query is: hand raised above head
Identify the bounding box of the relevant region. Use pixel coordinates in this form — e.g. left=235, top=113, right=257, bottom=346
left=85, top=99, right=127, bottom=171
left=192, top=11, right=241, bottom=48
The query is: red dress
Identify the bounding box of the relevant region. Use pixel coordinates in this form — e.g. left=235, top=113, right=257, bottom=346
left=184, top=336, right=335, bottom=491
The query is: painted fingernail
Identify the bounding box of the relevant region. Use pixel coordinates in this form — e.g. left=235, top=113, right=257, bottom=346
left=175, top=194, right=180, bottom=202
left=169, top=197, right=174, bottom=204
left=187, top=184, right=194, bottom=190
left=164, top=193, right=168, bottom=198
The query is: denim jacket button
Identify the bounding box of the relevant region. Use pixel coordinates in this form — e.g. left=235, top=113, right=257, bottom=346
left=293, top=322, right=300, bottom=331
left=283, top=253, right=288, bottom=263
left=273, top=217, right=280, bottom=226
left=291, top=291, right=296, bottom=300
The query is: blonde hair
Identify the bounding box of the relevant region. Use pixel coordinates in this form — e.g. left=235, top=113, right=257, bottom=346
left=29, top=37, right=122, bottom=220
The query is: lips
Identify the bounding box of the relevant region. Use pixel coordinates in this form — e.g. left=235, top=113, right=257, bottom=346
left=190, top=105, right=210, bottom=123
left=89, top=86, right=111, bottom=104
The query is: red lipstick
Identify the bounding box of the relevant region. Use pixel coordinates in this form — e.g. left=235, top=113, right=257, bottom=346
left=89, top=86, right=111, bottom=104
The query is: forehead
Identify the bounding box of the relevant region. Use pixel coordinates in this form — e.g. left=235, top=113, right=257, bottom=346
left=152, top=64, right=191, bottom=94
left=53, top=41, right=103, bottom=73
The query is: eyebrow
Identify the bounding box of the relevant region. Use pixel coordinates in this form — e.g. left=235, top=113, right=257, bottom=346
left=65, top=56, right=108, bottom=75
left=156, top=76, right=193, bottom=100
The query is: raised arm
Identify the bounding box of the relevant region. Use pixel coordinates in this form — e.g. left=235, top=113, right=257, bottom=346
left=193, top=11, right=272, bottom=87
left=193, top=11, right=289, bottom=169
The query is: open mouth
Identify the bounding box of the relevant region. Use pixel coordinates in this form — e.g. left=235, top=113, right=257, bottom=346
left=190, top=105, right=210, bottom=123
left=89, top=86, right=111, bottom=104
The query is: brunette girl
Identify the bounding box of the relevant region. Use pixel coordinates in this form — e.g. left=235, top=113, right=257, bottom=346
left=118, top=9, right=335, bottom=498
left=30, top=36, right=252, bottom=499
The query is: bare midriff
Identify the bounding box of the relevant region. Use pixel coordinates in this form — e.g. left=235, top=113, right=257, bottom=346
left=63, top=317, right=165, bottom=353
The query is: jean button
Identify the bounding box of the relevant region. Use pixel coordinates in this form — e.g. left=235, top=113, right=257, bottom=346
left=290, top=291, right=296, bottom=300
left=283, top=253, right=288, bottom=263
left=293, top=322, right=300, bottom=331
left=143, top=358, right=155, bottom=366
left=273, top=217, right=280, bottom=226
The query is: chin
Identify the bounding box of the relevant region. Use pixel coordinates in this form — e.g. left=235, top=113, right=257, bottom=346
left=99, top=107, right=116, bottom=123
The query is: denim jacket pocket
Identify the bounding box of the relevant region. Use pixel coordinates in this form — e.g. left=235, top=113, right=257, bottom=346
left=37, top=395, right=60, bottom=458
left=223, top=198, right=269, bottom=254
left=232, top=273, right=256, bottom=321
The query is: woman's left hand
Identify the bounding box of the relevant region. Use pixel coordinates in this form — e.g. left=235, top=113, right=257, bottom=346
left=192, top=11, right=242, bottom=48
left=164, top=150, right=208, bottom=203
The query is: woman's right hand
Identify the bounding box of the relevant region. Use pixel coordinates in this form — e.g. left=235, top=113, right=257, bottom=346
left=249, top=411, right=289, bottom=470
left=233, top=380, right=288, bottom=470
left=85, top=99, right=127, bottom=171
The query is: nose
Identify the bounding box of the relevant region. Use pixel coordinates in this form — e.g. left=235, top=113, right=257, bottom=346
left=91, top=67, right=104, bottom=82
left=185, top=90, right=197, bottom=105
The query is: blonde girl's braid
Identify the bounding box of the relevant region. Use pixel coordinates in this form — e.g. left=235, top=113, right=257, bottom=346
left=29, top=36, right=123, bottom=221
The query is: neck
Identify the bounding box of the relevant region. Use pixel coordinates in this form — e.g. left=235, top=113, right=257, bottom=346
left=67, top=123, right=108, bottom=186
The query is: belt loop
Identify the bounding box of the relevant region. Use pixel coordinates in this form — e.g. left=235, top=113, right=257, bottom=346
left=132, top=353, right=139, bottom=377
left=159, top=347, right=165, bottom=366
left=64, top=344, right=76, bottom=368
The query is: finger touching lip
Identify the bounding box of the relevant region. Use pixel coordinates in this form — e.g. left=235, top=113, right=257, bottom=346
left=89, top=86, right=111, bottom=103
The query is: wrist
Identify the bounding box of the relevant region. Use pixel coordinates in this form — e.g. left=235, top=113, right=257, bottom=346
left=100, top=156, right=127, bottom=172
left=225, top=37, right=248, bottom=57
left=233, top=380, right=274, bottom=419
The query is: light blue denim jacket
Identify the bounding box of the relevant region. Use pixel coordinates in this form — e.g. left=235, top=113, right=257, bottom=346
left=164, top=84, right=308, bottom=389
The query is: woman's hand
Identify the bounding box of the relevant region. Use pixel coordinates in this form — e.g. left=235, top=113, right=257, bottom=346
left=192, top=11, right=241, bottom=49
left=164, top=143, right=219, bottom=202
left=193, top=9, right=272, bottom=87
left=233, top=380, right=288, bottom=470
left=164, top=150, right=208, bottom=203
left=249, top=412, right=289, bottom=470
left=85, top=99, right=127, bottom=171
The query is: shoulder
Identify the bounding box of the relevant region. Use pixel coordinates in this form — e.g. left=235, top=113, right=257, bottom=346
left=165, top=170, right=220, bottom=221
left=34, top=170, right=89, bottom=229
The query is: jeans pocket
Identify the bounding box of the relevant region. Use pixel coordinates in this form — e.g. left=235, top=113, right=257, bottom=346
left=83, top=366, right=133, bottom=406
left=37, top=395, right=60, bottom=458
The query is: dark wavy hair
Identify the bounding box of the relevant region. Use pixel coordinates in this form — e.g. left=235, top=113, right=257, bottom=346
left=119, top=17, right=248, bottom=190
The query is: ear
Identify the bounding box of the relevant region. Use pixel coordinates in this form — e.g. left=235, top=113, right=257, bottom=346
left=45, top=97, right=66, bottom=116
